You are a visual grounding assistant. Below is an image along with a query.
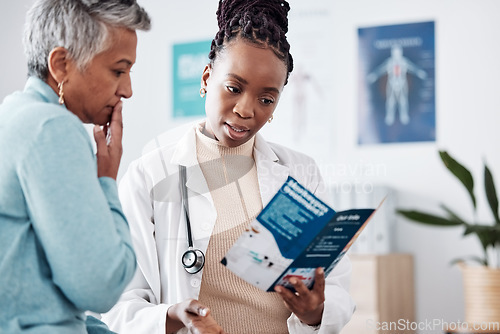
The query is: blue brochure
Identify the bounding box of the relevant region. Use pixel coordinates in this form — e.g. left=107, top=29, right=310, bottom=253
left=222, top=176, right=381, bottom=292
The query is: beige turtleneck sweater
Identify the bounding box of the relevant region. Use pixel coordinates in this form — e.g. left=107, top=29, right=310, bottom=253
left=195, top=124, right=290, bottom=334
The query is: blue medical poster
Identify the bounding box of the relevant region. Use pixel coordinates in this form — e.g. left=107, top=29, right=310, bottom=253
left=358, top=21, right=435, bottom=144
left=172, top=40, right=211, bottom=118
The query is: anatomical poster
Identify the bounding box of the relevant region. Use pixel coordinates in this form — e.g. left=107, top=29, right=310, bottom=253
left=358, top=21, right=435, bottom=144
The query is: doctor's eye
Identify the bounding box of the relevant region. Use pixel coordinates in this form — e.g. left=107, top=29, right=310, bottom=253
left=226, top=85, right=241, bottom=94
left=260, top=97, right=275, bottom=105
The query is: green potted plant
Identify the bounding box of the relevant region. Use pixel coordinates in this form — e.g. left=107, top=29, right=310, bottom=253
left=397, top=150, right=500, bottom=325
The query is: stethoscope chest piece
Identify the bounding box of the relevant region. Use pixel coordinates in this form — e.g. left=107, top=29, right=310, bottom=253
left=182, top=248, right=205, bottom=274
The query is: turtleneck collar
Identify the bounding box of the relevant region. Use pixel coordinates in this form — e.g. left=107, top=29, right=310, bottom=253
left=195, top=122, right=255, bottom=159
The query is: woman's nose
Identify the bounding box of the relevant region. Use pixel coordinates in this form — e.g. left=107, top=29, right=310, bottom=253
left=117, top=74, right=133, bottom=99
left=233, top=96, right=254, bottom=118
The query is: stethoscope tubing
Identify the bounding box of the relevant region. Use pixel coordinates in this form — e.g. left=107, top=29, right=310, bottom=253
left=179, top=165, right=205, bottom=274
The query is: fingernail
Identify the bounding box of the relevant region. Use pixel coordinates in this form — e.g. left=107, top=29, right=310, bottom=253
left=199, top=308, right=207, bottom=317
left=318, top=267, right=324, bottom=274
left=290, top=278, right=298, bottom=285
left=94, top=125, right=102, bottom=133
left=106, top=131, right=112, bottom=145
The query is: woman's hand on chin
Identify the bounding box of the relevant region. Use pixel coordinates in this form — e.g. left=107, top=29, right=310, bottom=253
left=93, top=101, right=123, bottom=180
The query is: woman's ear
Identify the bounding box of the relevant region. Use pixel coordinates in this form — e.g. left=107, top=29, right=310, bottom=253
left=47, top=47, right=70, bottom=84
left=201, top=64, right=212, bottom=90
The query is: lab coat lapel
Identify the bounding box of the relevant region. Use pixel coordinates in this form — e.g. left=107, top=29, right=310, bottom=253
left=170, top=126, right=216, bottom=240
left=170, top=126, right=211, bottom=201
left=254, top=134, right=289, bottom=206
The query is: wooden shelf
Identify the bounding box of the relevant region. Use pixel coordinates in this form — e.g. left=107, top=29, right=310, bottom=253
left=342, top=253, right=416, bottom=334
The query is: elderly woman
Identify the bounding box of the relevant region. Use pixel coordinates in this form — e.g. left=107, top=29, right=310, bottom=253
left=0, top=0, right=150, bottom=333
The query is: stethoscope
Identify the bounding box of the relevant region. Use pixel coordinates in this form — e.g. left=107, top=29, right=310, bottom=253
left=179, top=165, right=205, bottom=274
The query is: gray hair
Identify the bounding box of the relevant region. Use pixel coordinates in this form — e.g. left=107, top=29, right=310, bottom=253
left=23, top=0, right=151, bottom=80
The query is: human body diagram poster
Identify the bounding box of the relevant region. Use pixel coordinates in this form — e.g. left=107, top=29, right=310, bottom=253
left=358, top=21, right=435, bottom=144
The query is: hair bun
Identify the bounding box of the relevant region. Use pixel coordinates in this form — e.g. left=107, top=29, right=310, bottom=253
left=216, top=0, right=290, bottom=34
left=210, top=0, right=294, bottom=84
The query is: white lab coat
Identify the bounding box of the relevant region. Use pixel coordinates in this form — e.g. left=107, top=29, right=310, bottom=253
left=102, top=124, right=355, bottom=334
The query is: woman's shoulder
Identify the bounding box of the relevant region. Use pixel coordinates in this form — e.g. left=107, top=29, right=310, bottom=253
left=25, top=105, right=87, bottom=145
left=4, top=86, right=82, bottom=131
left=126, top=122, right=197, bottom=178
left=140, top=121, right=197, bottom=156
left=2, top=95, right=86, bottom=149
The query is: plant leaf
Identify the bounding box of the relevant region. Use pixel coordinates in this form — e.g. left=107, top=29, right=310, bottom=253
left=439, top=151, right=476, bottom=209
left=484, top=163, right=500, bottom=224
left=397, top=209, right=463, bottom=226
left=462, top=224, right=500, bottom=252
left=440, top=204, right=467, bottom=224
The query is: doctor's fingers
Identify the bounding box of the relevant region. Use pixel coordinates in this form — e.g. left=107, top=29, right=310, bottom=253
left=186, top=313, right=227, bottom=334
left=182, top=298, right=210, bottom=317
left=288, top=267, right=326, bottom=305
left=176, top=299, right=227, bottom=334
left=278, top=287, right=324, bottom=315
left=187, top=320, right=227, bottom=334
left=311, top=267, right=326, bottom=296
left=277, top=282, right=324, bottom=327
left=275, top=269, right=326, bottom=314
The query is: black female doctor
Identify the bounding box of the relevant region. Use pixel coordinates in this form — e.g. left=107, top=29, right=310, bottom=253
left=102, top=1, right=355, bottom=333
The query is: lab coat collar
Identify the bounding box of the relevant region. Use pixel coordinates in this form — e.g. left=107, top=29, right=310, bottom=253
left=254, top=133, right=289, bottom=206
left=254, top=133, right=279, bottom=163
left=170, top=126, right=211, bottom=199
left=170, top=124, right=279, bottom=164
left=170, top=124, right=289, bottom=206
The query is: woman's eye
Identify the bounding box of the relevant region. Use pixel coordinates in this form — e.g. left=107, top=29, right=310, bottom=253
left=260, top=98, right=275, bottom=105
left=226, top=85, right=240, bottom=94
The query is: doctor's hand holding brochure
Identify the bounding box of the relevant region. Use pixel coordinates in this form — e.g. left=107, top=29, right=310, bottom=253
left=222, top=177, right=383, bottom=292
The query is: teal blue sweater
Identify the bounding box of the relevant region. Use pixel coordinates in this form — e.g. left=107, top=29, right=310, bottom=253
left=0, top=77, right=136, bottom=333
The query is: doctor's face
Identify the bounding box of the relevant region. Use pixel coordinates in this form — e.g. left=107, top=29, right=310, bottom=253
left=201, top=39, right=287, bottom=147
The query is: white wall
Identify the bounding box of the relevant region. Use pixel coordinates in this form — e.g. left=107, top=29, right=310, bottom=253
left=328, top=0, right=500, bottom=325
left=2, top=0, right=500, bottom=330
left=0, top=1, right=31, bottom=98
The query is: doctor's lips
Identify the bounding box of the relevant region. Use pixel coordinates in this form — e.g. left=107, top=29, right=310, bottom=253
left=225, top=122, right=249, bottom=133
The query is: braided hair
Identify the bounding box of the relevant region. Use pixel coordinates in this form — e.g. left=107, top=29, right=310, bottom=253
left=209, top=0, right=294, bottom=84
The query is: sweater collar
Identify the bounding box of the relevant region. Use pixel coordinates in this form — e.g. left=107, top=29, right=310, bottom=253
left=170, top=121, right=288, bottom=205
left=171, top=121, right=279, bottom=166
left=24, top=76, right=61, bottom=106
left=195, top=122, right=255, bottom=159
